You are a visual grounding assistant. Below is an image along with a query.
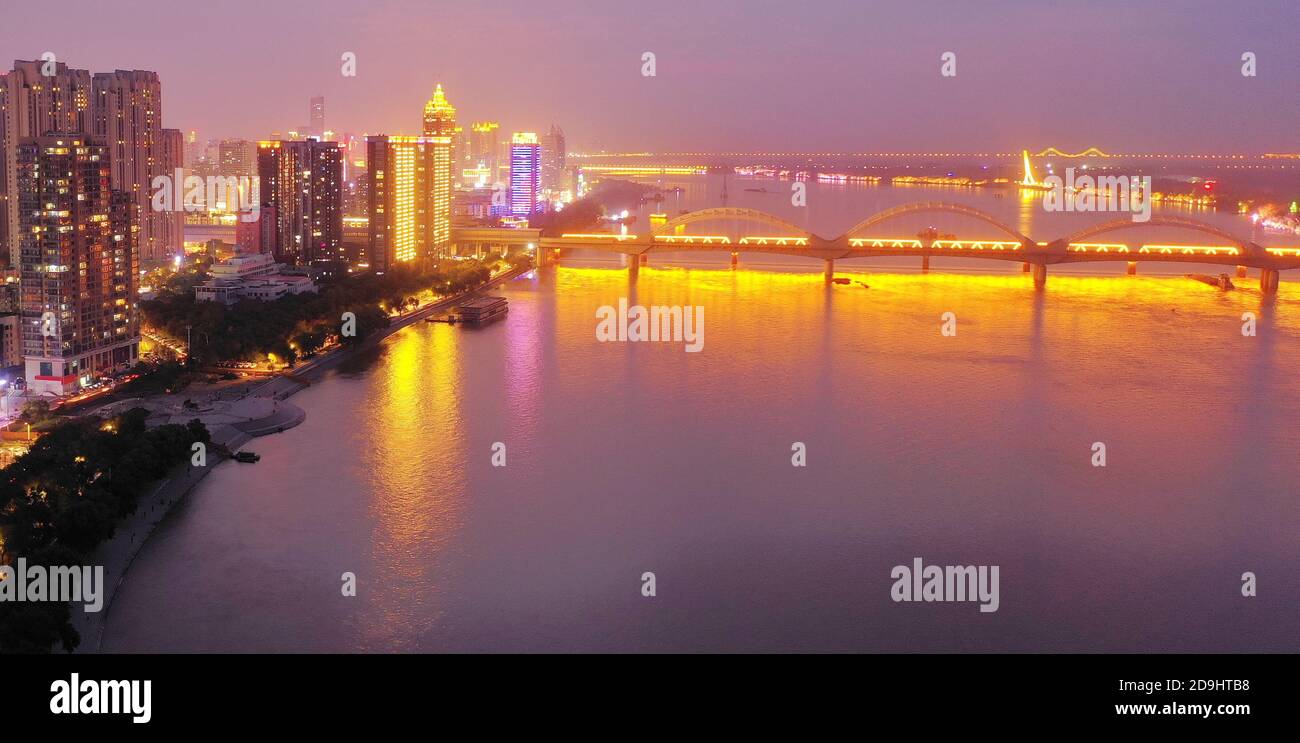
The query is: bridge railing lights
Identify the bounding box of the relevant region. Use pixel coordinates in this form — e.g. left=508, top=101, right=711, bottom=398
left=1139, top=245, right=1239, bottom=256
left=1068, top=243, right=1130, bottom=253
left=653, top=235, right=732, bottom=244
left=560, top=233, right=638, bottom=241
left=737, top=237, right=809, bottom=246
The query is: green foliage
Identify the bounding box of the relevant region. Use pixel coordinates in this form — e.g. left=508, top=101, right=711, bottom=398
left=141, top=258, right=503, bottom=365
left=0, top=412, right=211, bottom=652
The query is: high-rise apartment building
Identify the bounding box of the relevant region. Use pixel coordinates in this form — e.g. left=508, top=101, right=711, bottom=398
left=509, top=132, right=541, bottom=217
left=218, top=138, right=257, bottom=177
left=90, top=68, right=180, bottom=262
left=0, top=60, right=94, bottom=268
left=17, top=134, right=139, bottom=395
left=541, top=124, right=566, bottom=193
left=157, top=127, right=185, bottom=254
left=256, top=139, right=343, bottom=265
left=0, top=62, right=182, bottom=264
left=367, top=135, right=451, bottom=272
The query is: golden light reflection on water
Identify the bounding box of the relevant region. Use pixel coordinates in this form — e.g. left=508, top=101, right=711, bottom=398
left=100, top=193, right=1300, bottom=652
left=361, top=322, right=467, bottom=645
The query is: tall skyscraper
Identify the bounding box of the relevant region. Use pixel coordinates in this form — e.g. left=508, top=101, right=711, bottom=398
left=309, top=96, right=325, bottom=138
left=367, top=135, right=451, bottom=273
left=470, top=121, right=500, bottom=185
left=184, top=129, right=202, bottom=168
left=256, top=139, right=343, bottom=265
left=422, top=83, right=456, bottom=138
left=541, top=124, right=566, bottom=193
left=0, top=60, right=95, bottom=268
left=509, top=132, right=541, bottom=217
left=18, top=134, right=139, bottom=395
left=90, top=69, right=180, bottom=262
left=419, top=84, right=455, bottom=255
left=158, top=128, right=185, bottom=255
left=219, top=139, right=257, bottom=177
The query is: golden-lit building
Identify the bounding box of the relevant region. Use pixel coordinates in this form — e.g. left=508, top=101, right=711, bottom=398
left=422, top=83, right=457, bottom=138
left=469, top=121, right=500, bottom=186
left=367, top=135, right=451, bottom=272
left=419, top=84, right=454, bottom=257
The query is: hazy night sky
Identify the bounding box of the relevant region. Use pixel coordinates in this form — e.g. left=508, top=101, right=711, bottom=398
left=3, top=0, right=1297, bottom=152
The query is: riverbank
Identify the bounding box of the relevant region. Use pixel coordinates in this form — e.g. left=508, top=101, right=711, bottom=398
left=71, top=456, right=222, bottom=651
left=266, top=263, right=533, bottom=390
left=73, top=265, right=531, bottom=651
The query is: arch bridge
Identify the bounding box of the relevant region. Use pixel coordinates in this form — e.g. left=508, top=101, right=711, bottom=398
left=538, top=202, right=1300, bottom=293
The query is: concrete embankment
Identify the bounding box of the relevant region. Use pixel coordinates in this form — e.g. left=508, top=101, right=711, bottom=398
left=72, top=397, right=308, bottom=652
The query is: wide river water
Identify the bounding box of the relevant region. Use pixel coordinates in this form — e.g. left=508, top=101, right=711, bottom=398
left=103, top=178, right=1300, bottom=651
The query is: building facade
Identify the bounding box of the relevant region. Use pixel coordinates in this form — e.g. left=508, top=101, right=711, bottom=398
left=90, top=69, right=180, bottom=262
left=367, top=135, right=452, bottom=272
left=218, top=138, right=257, bottom=178
left=509, top=132, right=541, bottom=217
left=0, top=60, right=95, bottom=269
left=17, top=135, right=139, bottom=395
left=256, top=139, right=343, bottom=265
left=541, top=124, right=566, bottom=194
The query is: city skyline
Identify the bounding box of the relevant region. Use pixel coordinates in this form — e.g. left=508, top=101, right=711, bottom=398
left=1, top=4, right=1298, bottom=721
left=1, top=0, right=1296, bottom=153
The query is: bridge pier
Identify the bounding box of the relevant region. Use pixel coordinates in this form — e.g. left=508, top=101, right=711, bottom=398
left=824, top=259, right=834, bottom=283
left=1126, top=261, right=1137, bottom=275
left=1237, top=265, right=1248, bottom=279
left=1031, top=263, right=1047, bottom=289
left=921, top=255, right=930, bottom=273
left=731, top=251, right=738, bottom=269
left=628, top=254, right=640, bottom=279
left=1260, top=268, right=1280, bottom=295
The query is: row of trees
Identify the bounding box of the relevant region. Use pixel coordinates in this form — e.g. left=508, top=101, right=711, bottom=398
left=528, top=178, right=653, bottom=236
left=0, top=409, right=211, bottom=652
left=142, top=258, right=500, bottom=367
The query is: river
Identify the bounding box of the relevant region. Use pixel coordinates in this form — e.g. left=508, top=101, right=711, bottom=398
left=102, top=179, right=1300, bottom=651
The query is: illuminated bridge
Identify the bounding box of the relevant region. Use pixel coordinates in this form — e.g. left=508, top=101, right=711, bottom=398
left=540, top=202, right=1300, bottom=294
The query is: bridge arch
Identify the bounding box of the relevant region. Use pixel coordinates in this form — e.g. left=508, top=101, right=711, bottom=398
left=1064, top=216, right=1252, bottom=249
left=653, top=207, right=811, bottom=237
left=842, top=202, right=1031, bottom=243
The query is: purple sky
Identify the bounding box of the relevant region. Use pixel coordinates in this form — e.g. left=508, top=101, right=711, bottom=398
left=4, top=0, right=1298, bottom=152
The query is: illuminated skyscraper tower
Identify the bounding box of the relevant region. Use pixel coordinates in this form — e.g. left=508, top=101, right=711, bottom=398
left=367, top=133, right=453, bottom=271
left=419, top=84, right=454, bottom=256
left=541, top=124, right=566, bottom=193
left=422, top=83, right=456, bottom=138
left=470, top=121, right=500, bottom=186
left=509, top=132, right=541, bottom=216
left=256, top=139, right=343, bottom=264
left=1, top=60, right=182, bottom=265
left=18, top=134, right=139, bottom=394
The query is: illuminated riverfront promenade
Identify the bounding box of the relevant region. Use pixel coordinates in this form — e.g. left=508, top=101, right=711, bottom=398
left=544, top=202, right=1300, bottom=293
